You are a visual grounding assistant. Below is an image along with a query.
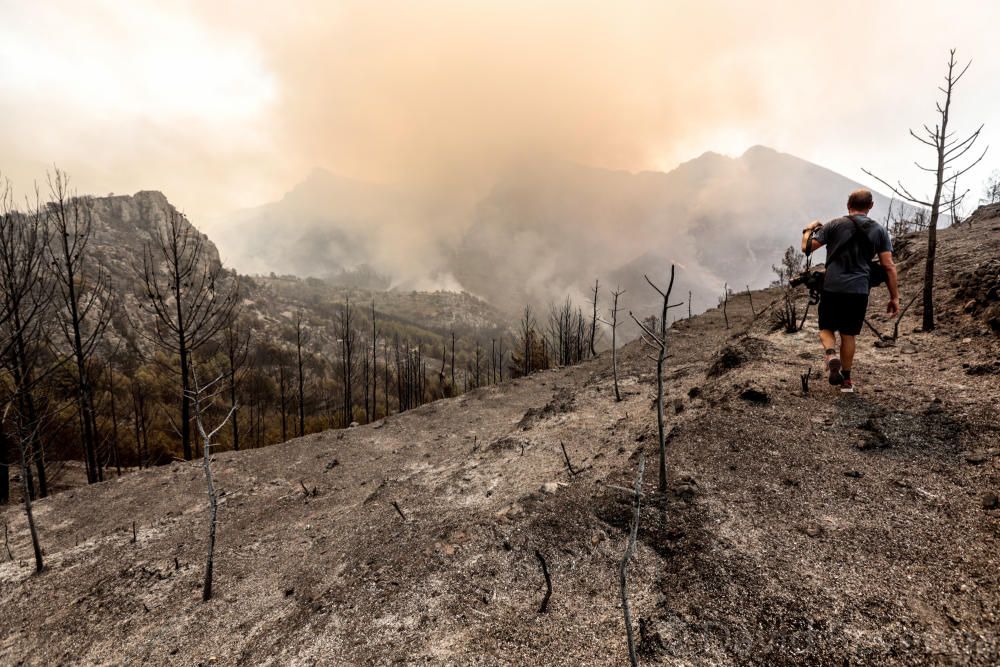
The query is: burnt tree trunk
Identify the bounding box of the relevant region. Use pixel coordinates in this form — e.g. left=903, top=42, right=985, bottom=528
left=296, top=314, right=306, bottom=437
left=0, top=430, right=9, bottom=505
left=16, top=436, right=44, bottom=573
left=619, top=454, right=645, bottom=667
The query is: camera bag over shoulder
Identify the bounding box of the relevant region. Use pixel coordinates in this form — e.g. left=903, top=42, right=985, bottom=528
left=843, top=214, right=888, bottom=288
left=793, top=215, right=886, bottom=298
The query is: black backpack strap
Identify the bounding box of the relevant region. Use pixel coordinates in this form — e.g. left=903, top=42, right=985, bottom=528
left=846, top=215, right=877, bottom=258
left=827, top=214, right=873, bottom=264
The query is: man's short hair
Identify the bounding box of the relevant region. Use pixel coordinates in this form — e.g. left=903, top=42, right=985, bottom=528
left=848, top=189, right=874, bottom=211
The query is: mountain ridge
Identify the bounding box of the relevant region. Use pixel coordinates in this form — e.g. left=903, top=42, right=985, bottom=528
left=217, top=147, right=906, bottom=322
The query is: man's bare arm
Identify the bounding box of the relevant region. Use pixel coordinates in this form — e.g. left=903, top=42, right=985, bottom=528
left=802, top=220, right=823, bottom=254
left=879, top=250, right=900, bottom=315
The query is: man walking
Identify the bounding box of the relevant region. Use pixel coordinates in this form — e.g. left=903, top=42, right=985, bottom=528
left=802, top=189, right=900, bottom=392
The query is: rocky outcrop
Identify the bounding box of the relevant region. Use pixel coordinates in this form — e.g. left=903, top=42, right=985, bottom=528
left=956, top=258, right=1000, bottom=332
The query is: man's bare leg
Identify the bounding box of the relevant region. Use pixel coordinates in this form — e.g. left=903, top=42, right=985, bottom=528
left=840, top=335, right=856, bottom=372
left=819, top=329, right=843, bottom=385
left=819, top=329, right=837, bottom=358
left=839, top=335, right=856, bottom=391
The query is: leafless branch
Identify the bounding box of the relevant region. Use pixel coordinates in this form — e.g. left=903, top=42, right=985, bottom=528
left=535, top=550, right=553, bottom=613
left=619, top=453, right=645, bottom=667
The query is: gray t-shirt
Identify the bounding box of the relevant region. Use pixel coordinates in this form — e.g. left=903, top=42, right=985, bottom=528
left=813, top=215, right=892, bottom=295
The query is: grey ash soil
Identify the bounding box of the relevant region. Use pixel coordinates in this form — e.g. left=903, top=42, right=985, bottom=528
left=2, top=218, right=999, bottom=665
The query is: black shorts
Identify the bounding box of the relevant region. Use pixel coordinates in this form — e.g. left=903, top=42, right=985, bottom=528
left=818, top=291, right=869, bottom=335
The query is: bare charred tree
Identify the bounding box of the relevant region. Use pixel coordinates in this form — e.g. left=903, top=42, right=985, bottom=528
left=130, top=377, right=151, bottom=467
left=394, top=334, right=403, bottom=411
left=16, top=435, right=43, bottom=571
left=865, top=292, right=921, bottom=344
left=5, top=401, right=44, bottom=573
left=0, top=176, right=54, bottom=556
left=450, top=330, right=456, bottom=392
left=223, top=318, right=250, bottom=451
left=104, top=359, right=122, bottom=474
left=421, top=354, right=428, bottom=404
left=0, top=427, right=8, bottom=506
left=884, top=197, right=908, bottom=238
left=0, top=422, right=13, bottom=505
left=863, top=49, right=986, bottom=332
left=370, top=299, right=378, bottom=421
left=46, top=170, right=111, bottom=483
left=630, top=265, right=681, bottom=493
left=474, top=339, right=482, bottom=388
left=400, top=342, right=416, bottom=410
left=688, top=291, right=692, bottom=320
left=619, top=453, right=645, bottom=667
left=948, top=178, right=965, bottom=227
left=520, top=305, right=535, bottom=376
left=774, top=291, right=802, bottom=334
left=408, top=347, right=415, bottom=407
left=982, top=170, right=1000, bottom=206
left=135, top=208, right=239, bottom=459
left=773, top=246, right=804, bottom=286
left=547, top=300, right=565, bottom=367
left=188, top=366, right=237, bottom=602
left=434, top=342, right=448, bottom=399
left=416, top=345, right=425, bottom=406
left=383, top=342, right=390, bottom=416
left=589, top=278, right=599, bottom=357
left=722, top=282, right=730, bottom=329
left=338, top=297, right=357, bottom=424
left=2, top=517, right=12, bottom=560
left=0, top=183, right=13, bottom=504
left=746, top=285, right=756, bottom=317
left=546, top=298, right=589, bottom=367
left=362, top=339, right=370, bottom=421
left=771, top=246, right=806, bottom=333
left=278, top=363, right=289, bottom=441
left=407, top=344, right=416, bottom=408
left=0, top=180, right=54, bottom=498
left=295, top=312, right=306, bottom=436
left=892, top=294, right=921, bottom=340
left=243, top=363, right=272, bottom=447
left=598, top=287, right=625, bottom=402
left=882, top=196, right=903, bottom=232
left=491, top=338, right=496, bottom=385
left=498, top=337, right=504, bottom=382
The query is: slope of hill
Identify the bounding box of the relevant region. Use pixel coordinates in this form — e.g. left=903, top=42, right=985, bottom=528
left=0, top=190, right=512, bottom=481
left=2, top=211, right=997, bottom=664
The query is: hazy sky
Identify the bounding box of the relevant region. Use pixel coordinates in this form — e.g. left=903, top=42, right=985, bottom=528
left=2, top=0, right=998, bottom=230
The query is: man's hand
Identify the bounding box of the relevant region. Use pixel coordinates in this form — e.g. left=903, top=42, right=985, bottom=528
left=886, top=297, right=900, bottom=317
left=803, top=220, right=822, bottom=233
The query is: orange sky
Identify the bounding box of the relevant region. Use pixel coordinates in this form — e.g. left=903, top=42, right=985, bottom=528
left=1, top=0, right=998, bottom=227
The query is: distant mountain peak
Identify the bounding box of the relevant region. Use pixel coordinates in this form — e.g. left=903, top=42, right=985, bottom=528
left=131, top=190, right=171, bottom=206
left=741, top=144, right=779, bottom=158
left=302, top=166, right=336, bottom=183
left=688, top=149, right=729, bottom=163
left=290, top=167, right=360, bottom=194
